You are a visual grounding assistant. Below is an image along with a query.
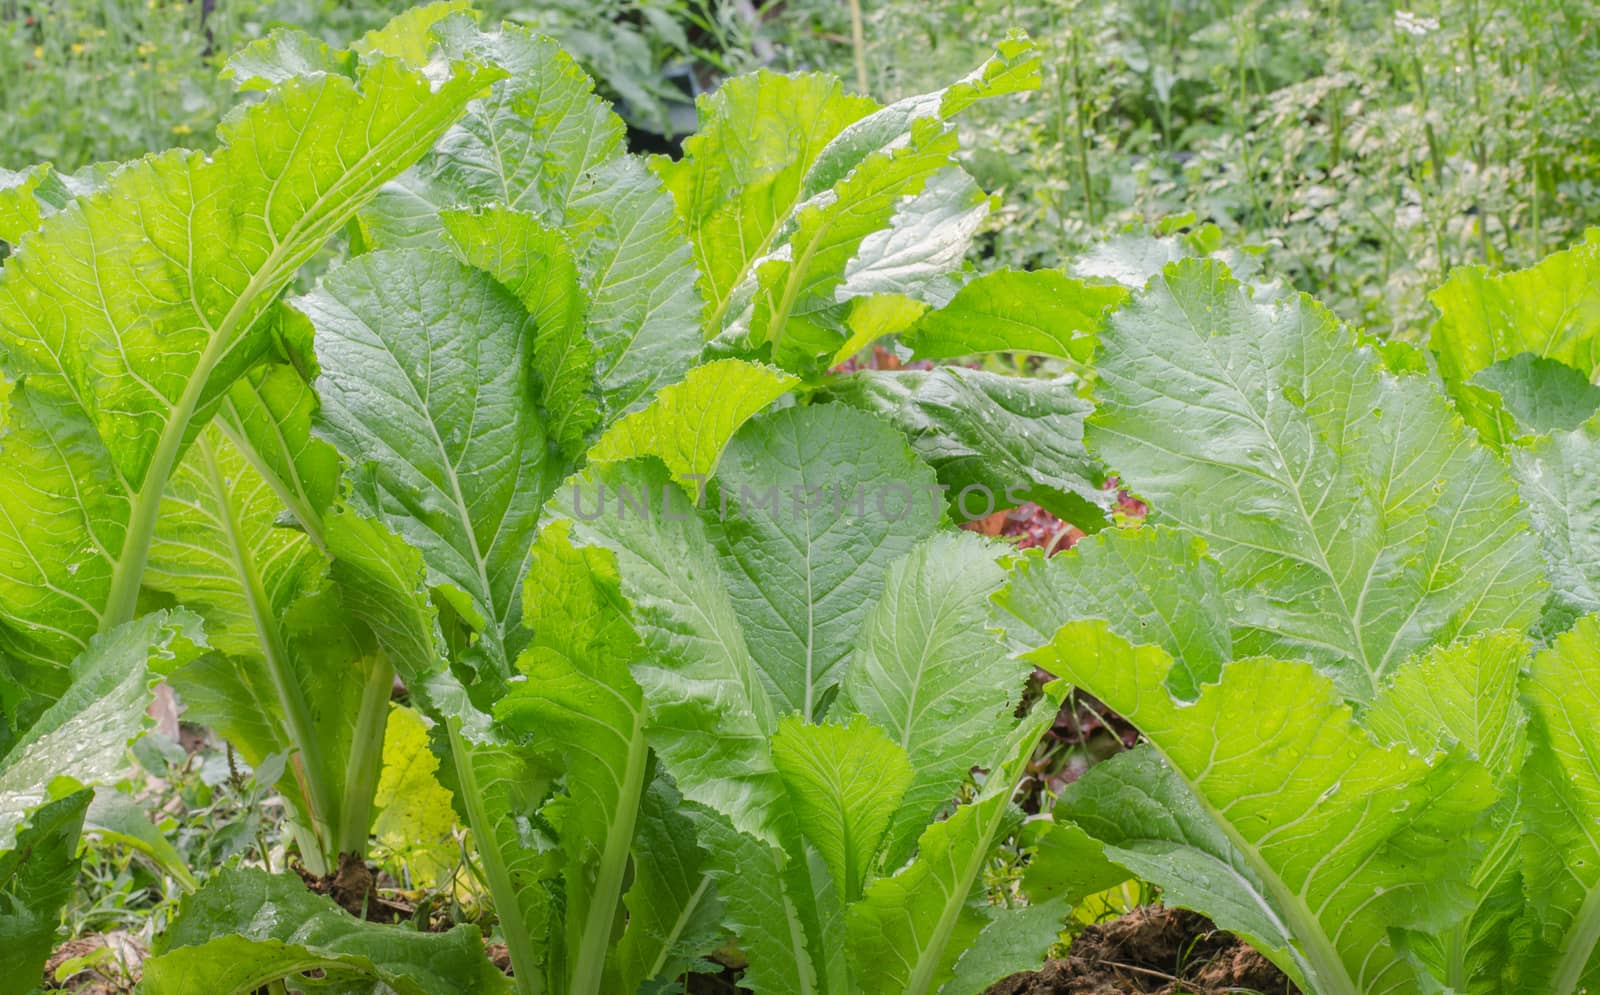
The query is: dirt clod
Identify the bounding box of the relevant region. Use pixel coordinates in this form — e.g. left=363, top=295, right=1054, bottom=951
left=987, top=906, right=1298, bottom=995
left=486, top=942, right=513, bottom=974
left=294, top=852, right=409, bottom=922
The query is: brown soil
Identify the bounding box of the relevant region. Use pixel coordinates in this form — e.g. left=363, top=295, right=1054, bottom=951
left=988, top=906, right=1298, bottom=995
left=486, top=942, right=514, bottom=974
left=294, top=852, right=410, bottom=922
left=42, top=932, right=145, bottom=993
left=683, top=962, right=744, bottom=993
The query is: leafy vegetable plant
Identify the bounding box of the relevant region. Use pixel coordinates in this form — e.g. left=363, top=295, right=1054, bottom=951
left=15, top=1, right=1598, bottom=992
left=270, top=11, right=1083, bottom=992
left=1, top=6, right=1099, bottom=992
left=0, top=18, right=500, bottom=979
left=1001, top=241, right=1600, bottom=994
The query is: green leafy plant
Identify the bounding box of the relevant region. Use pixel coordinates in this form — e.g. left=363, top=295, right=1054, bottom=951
left=15, top=2, right=1600, bottom=992
left=2, top=7, right=1102, bottom=992
left=261, top=15, right=1081, bottom=993
left=535, top=418, right=1066, bottom=995
left=0, top=21, right=501, bottom=988
left=1000, top=238, right=1600, bottom=994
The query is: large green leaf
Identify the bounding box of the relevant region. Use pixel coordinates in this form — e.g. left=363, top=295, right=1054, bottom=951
left=0, top=49, right=496, bottom=691
left=439, top=206, right=596, bottom=458
left=300, top=248, right=557, bottom=679
left=655, top=72, right=876, bottom=336
left=1429, top=230, right=1600, bottom=445
left=660, top=38, right=1039, bottom=351
left=0, top=612, right=202, bottom=851
left=901, top=269, right=1127, bottom=363
left=1509, top=414, right=1600, bottom=634
left=1519, top=614, right=1600, bottom=994
left=587, top=358, right=797, bottom=490
left=0, top=791, right=90, bottom=993
left=139, top=867, right=509, bottom=994
left=356, top=18, right=705, bottom=424
left=363, top=17, right=624, bottom=241
left=445, top=193, right=702, bottom=456
left=7, top=52, right=496, bottom=487
left=740, top=121, right=969, bottom=369
left=1363, top=631, right=1530, bottom=995
left=772, top=715, right=912, bottom=903
left=322, top=518, right=522, bottom=939
left=683, top=41, right=1039, bottom=370
left=545, top=462, right=814, bottom=984
left=838, top=531, right=1030, bottom=870
left=991, top=526, right=1231, bottom=700
left=1088, top=258, right=1545, bottom=699
left=1035, top=619, right=1497, bottom=995
left=827, top=366, right=1109, bottom=527
left=846, top=687, right=1062, bottom=995
left=710, top=404, right=940, bottom=719
left=550, top=458, right=786, bottom=845
left=564, top=155, right=705, bottom=416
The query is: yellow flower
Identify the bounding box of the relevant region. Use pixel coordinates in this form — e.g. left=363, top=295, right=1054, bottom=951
left=171, top=123, right=193, bottom=135
left=70, top=42, right=86, bottom=55
left=137, top=43, right=157, bottom=57
left=32, top=45, right=42, bottom=59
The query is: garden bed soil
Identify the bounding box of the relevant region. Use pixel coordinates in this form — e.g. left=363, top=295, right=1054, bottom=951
left=293, top=852, right=409, bottom=922
left=988, top=906, right=1297, bottom=995
left=42, top=931, right=145, bottom=993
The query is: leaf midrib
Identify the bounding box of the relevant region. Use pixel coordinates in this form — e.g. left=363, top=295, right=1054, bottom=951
left=702, top=87, right=850, bottom=333
left=1103, top=282, right=1377, bottom=693
left=1153, top=740, right=1361, bottom=995
left=217, top=389, right=327, bottom=552
left=195, top=435, right=336, bottom=851
left=568, top=706, right=650, bottom=995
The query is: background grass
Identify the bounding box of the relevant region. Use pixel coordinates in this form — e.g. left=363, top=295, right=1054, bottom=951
left=7, top=0, right=1594, bottom=331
